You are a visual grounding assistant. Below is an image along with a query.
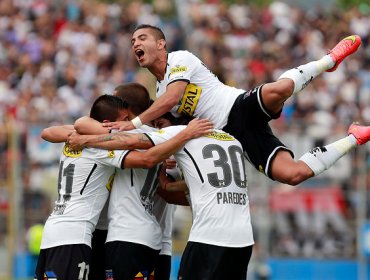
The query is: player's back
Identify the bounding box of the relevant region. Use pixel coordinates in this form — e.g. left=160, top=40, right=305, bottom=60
left=106, top=125, right=163, bottom=250
left=41, top=145, right=126, bottom=249
left=174, top=130, right=254, bottom=247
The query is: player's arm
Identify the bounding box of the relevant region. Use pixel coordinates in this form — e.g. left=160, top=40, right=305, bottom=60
left=103, top=81, right=188, bottom=131
left=68, top=130, right=154, bottom=151
left=138, top=81, right=188, bottom=126
left=74, top=116, right=111, bottom=135
left=156, top=186, right=189, bottom=206
left=69, top=118, right=213, bottom=151
left=41, top=125, right=74, bottom=143
left=120, top=119, right=212, bottom=169
left=157, top=168, right=189, bottom=205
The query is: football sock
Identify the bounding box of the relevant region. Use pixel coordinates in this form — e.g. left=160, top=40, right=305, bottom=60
left=299, top=135, right=357, bottom=176
left=278, top=55, right=335, bottom=94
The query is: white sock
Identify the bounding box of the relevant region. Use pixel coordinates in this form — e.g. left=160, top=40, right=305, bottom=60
left=299, top=135, right=357, bottom=176
left=278, top=55, right=335, bottom=94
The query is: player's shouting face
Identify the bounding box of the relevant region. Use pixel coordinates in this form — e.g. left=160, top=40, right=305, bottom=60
left=131, top=27, right=166, bottom=68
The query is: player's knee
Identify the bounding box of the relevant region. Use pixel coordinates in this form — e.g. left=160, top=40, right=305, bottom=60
left=274, top=79, right=294, bottom=98
left=277, top=168, right=312, bottom=186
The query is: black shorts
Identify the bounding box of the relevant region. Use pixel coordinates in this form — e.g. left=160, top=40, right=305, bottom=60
left=178, top=242, right=253, bottom=280
left=154, top=254, right=171, bottom=280
left=105, top=241, right=160, bottom=279
left=90, top=229, right=108, bottom=280
left=34, top=244, right=91, bottom=280
left=223, top=84, right=294, bottom=179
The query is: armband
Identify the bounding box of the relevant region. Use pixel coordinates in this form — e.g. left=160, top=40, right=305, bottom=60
left=131, top=116, right=143, bottom=129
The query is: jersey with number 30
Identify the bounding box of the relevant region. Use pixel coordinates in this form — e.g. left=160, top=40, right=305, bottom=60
left=41, top=145, right=127, bottom=249
left=156, top=50, right=244, bottom=129
left=147, top=127, right=254, bottom=248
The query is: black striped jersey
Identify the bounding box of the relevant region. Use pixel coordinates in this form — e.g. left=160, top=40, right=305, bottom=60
left=147, top=126, right=254, bottom=247
left=156, top=50, right=244, bottom=129
left=41, top=145, right=127, bottom=249
left=106, top=125, right=163, bottom=250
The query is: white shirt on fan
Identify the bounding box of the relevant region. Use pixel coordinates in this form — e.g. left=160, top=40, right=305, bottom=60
left=146, top=126, right=254, bottom=248
left=41, top=146, right=127, bottom=249
left=156, top=50, right=244, bottom=129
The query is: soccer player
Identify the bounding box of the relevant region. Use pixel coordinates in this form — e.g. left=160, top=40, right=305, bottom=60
left=103, top=24, right=365, bottom=186
left=73, top=83, right=208, bottom=279
left=73, top=115, right=254, bottom=279
left=36, top=94, right=212, bottom=280
left=74, top=115, right=370, bottom=280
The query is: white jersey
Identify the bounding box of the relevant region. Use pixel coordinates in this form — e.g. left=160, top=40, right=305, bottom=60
left=106, top=125, right=163, bottom=250
left=153, top=195, right=175, bottom=256
left=156, top=50, right=244, bottom=129
left=152, top=166, right=181, bottom=256
left=41, top=145, right=127, bottom=249
left=147, top=126, right=254, bottom=248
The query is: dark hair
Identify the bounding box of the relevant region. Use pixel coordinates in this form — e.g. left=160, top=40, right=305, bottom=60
left=90, top=94, right=128, bottom=122
left=158, top=112, right=194, bottom=126
left=134, top=24, right=166, bottom=41
left=114, top=83, right=151, bottom=115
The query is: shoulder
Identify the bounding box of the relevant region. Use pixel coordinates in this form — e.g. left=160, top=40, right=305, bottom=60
left=169, top=50, right=199, bottom=62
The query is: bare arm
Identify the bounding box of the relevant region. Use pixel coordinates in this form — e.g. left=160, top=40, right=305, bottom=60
left=74, top=116, right=110, bottom=135
left=156, top=167, right=189, bottom=206
left=41, top=125, right=74, bottom=143
left=139, top=81, right=187, bottom=125
left=69, top=118, right=213, bottom=151
left=122, top=122, right=202, bottom=168
left=67, top=131, right=154, bottom=150
left=103, top=81, right=187, bottom=131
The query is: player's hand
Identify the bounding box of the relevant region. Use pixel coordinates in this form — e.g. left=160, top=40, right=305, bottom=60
left=67, top=131, right=88, bottom=150
left=102, top=120, right=134, bottom=131
left=164, top=158, right=177, bottom=169
left=182, top=118, right=213, bottom=139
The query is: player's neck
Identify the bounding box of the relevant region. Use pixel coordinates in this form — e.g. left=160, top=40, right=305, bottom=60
left=149, top=52, right=168, bottom=81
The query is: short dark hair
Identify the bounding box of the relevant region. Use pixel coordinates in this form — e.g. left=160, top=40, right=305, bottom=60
left=90, top=94, right=128, bottom=122
left=114, top=83, right=151, bottom=115
left=134, top=24, right=166, bottom=41
left=158, top=113, right=194, bottom=126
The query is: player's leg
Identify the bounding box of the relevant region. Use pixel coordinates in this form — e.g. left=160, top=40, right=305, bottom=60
left=261, top=35, right=361, bottom=116
left=271, top=123, right=370, bottom=185
left=178, top=242, right=252, bottom=280
left=105, top=241, right=160, bottom=279
left=90, top=229, right=108, bottom=280
left=154, top=254, right=171, bottom=280
left=34, top=245, right=91, bottom=280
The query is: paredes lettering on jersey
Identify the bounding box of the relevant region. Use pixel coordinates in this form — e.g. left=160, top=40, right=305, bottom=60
left=63, top=144, right=82, bottom=158
left=216, top=192, right=247, bottom=205
left=177, top=83, right=201, bottom=116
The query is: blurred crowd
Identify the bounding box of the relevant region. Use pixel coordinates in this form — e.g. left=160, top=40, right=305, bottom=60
left=0, top=0, right=370, bottom=262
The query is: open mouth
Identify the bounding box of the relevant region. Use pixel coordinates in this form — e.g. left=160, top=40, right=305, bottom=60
left=135, top=49, right=145, bottom=60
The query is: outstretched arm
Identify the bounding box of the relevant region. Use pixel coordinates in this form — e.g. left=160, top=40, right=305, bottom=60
left=41, top=125, right=74, bottom=143
left=103, top=81, right=187, bottom=131
left=74, top=116, right=111, bottom=135
left=67, top=130, right=154, bottom=151
left=69, top=118, right=213, bottom=151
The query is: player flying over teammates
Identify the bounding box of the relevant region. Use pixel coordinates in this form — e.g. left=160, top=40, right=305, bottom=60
left=102, top=24, right=369, bottom=187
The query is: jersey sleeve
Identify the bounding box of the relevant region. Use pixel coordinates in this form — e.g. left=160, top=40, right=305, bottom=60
left=92, top=148, right=130, bottom=169
left=144, top=125, right=186, bottom=146
left=167, top=51, right=199, bottom=85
